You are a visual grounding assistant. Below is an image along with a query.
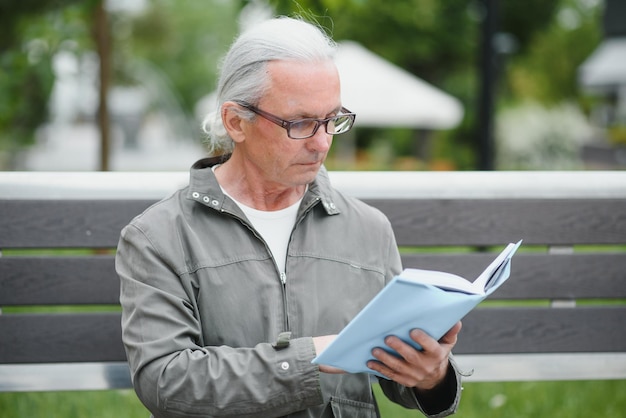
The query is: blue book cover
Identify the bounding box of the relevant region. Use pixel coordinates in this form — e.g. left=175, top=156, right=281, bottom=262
left=312, top=240, right=522, bottom=376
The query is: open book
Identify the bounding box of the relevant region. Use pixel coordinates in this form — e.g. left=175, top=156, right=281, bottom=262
left=312, top=240, right=522, bottom=376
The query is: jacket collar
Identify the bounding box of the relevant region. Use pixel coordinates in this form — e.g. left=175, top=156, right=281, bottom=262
left=186, top=156, right=340, bottom=216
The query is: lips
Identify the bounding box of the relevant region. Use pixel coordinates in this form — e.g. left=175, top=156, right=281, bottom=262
left=299, top=159, right=322, bottom=167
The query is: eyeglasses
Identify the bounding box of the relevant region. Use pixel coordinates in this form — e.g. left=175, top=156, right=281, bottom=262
left=235, top=101, right=356, bottom=139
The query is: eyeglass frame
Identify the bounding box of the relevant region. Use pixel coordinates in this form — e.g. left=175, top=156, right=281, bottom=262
left=233, top=100, right=356, bottom=139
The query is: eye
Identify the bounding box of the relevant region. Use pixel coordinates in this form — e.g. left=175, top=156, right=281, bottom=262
left=290, top=119, right=317, bottom=131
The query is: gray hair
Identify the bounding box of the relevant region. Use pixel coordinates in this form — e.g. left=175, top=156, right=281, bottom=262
left=202, top=16, right=337, bottom=155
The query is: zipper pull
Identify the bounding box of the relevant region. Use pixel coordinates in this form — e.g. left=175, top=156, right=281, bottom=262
left=280, top=272, right=286, bottom=285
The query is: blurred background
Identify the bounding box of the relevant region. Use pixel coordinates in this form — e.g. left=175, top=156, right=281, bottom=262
left=1, top=0, right=624, bottom=172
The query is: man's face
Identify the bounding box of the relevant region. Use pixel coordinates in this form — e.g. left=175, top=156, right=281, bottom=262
left=238, top=59, right=342, bottom=189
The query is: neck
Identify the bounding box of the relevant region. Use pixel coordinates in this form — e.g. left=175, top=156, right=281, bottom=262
left=214, top=161, right=307, bottom=211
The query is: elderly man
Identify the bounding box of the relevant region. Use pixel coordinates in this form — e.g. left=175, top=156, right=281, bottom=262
left=117, top=16, right=462, bottom=418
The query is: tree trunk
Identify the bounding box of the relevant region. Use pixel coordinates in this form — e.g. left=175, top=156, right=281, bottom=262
left=94, top=1, right=111, bottom=171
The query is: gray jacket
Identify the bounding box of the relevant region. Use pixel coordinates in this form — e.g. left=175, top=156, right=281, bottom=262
left=117, top=157, right=461, bottom=418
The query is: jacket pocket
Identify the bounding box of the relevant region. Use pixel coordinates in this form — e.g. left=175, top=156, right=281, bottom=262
left=329, top=396, right=377, bottom=418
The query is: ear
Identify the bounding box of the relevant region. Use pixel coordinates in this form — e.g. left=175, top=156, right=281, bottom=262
left=221, top=102, right=247, bottom=143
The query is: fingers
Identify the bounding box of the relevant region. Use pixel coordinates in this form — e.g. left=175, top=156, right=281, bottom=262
left=313, top=335, right=346, bottom=374
left=367, top=347, right=414, bottom=386
left=318, top=364, right=346, bottom=374
left=366, top=322, right=462, bottom=386
left=367, top=339, right=446, bottom=388
left=440, top=321, right=463, bottom=345
left=410, top=321, right=462, bottom=352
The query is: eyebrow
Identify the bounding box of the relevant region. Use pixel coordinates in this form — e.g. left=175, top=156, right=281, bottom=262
left=295, top=105, right=344, bottom=119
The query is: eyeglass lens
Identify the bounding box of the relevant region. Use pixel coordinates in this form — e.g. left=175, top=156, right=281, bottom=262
left=289, top=115, right=354, bottom=139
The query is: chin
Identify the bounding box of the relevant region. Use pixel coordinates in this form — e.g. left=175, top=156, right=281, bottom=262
left=294, top=165, right=321, bottom=184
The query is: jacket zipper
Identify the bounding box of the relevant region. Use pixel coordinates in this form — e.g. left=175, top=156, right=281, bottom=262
left=220, top=196, right=322, bottom=334
left=279, top=271, right=289, bottom=332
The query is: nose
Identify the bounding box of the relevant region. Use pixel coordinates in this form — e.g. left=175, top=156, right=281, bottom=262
left=306, top=125, right=332, bottom=153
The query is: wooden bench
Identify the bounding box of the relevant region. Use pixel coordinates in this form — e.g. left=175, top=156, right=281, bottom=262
left=1, top=170, right=625, bottom=392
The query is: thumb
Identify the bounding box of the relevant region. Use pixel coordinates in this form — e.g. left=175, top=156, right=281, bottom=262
left=440, top=321, right=462, bottom=346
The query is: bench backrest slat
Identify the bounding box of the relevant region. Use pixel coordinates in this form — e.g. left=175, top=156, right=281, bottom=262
left=0, top=200, right=153, bottom=248
left=3, top=198, right=626, bottom=248
left=366, top=198, right=626, bottom=246
left=459, top=306, right=626, bottom=354
left=0, top=313, right=125, bottom=363
left=0, top=256, right=118, bottom=305
left=402, top=253, right=626, bottom=300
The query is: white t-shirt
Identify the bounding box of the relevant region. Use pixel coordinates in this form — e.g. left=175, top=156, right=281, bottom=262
left=213, top=167, right=301, bottom=275
left=233, top=200, right=300, bottom=275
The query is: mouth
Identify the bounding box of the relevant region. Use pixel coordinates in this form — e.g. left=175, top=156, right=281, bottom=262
left=300, top=160, right=322, bottom=167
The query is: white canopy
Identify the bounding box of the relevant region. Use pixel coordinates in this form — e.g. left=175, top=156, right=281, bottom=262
left=578, top=37, right=626, bottom=93
left=335, top=41, right=464, bottom=129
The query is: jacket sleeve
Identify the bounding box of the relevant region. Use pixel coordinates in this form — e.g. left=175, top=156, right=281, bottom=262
left=376, top=221, right=462, bottom=417
left=378, top=357, right=462, bottom=417
left=116, top=223, right=323, bottom=418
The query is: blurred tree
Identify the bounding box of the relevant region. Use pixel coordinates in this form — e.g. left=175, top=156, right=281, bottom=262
left=505, top=0, right=602, bottom=104
left=0, top=0, right=93, bottom=51
left=118, top=0, right=240, bottom=115
left=0, top=0, right=241, bottom=168
left=499, top=1, right=559, bottom=53
left=271, top=0, right=474, bottom=85
left=269, top=0, right=598, bottom=169
left=0, top=0, right=94, bottom=165
left=0, top=0, right=604, bottom=170
left=270, top=0, right=561, bottom=95
left=270, top=0, right=481, bottom=168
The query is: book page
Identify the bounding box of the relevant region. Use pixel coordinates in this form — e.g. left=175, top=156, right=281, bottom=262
left=399, top=268, right=480, bottom=294
left=472, top=241, right=522, bottom=291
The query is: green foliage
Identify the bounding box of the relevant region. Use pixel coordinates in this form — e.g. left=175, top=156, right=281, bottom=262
left=608, top=125, right=626, bottom=146
left=505, top=0, right=602, bottom=104
left=0, top=1, right=93, bottom=154
left=0, top=49, right=54, bottom=148
left=270, top=0, right=602, bottom=169
left=0, top=0, right=95, bottom=51
left=0, top=0, right=238, bottom=161
left=273, top=0, right=476, bottom=85
left=116, top=0, right=240, bottom=114
left=499, top=0, right=560, bottom=53
left=0, top=0, right=607, bottom=170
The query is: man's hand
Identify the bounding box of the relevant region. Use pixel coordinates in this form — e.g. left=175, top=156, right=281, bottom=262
left=313, top=335, right=345, bottom=374
left=366, top=321, right=462, bottom=390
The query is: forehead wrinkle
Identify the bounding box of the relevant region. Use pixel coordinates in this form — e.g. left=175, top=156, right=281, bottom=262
left=256, top=60, right=341, bottom=125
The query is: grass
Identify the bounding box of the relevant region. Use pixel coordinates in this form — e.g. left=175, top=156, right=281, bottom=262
left=0, top=390, right=146, bottom=418
left=376, top=380, right=626, bottom=417
left=1, top=380, right=625, bottom=417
